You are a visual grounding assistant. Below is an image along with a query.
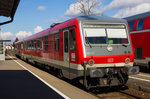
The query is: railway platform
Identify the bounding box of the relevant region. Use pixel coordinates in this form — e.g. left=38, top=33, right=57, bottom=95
left=0, top=56, right=65, bottom=99
left=0, top=56, right=98, bottom=99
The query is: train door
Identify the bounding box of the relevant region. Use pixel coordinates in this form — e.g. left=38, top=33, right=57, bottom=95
left=136, top=47, right=143, bottom=59
left=63, top=30, right=70, bottom=78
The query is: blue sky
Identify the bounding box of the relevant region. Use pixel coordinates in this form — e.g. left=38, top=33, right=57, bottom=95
left=1, top=0, right=150, bottom=43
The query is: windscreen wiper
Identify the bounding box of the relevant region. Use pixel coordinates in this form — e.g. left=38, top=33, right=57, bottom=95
left=85, top=37, right=92, bottom=48
left=84, top=31, right=92, bottom=48
left=122, top=43, right=127, bottom=47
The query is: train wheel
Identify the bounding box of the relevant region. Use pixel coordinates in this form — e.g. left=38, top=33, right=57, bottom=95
left=148, top=62, right=150, bottom=71
left=26, top=58, right=29, bottom=63
left=57, top=69, right=63, bottom=79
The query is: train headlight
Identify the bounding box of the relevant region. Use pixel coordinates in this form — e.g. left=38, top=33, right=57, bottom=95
left=125, top=58, right=130, bottom=64
left=88, top=59, right=95, bottom=66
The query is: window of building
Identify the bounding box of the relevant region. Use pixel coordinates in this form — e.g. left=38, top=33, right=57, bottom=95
left=137, top=18, right=145, bottom=30
left=45, top=36, right=48, bottom=51
left=70, top=29, right=76, bottom=51
left=128, top=21, right=135, bottom=31
left=54, top=33, right=60, bottom=51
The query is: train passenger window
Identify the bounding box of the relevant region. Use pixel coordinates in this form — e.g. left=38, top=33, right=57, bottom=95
left=64, top=31, right=68, bottom=52
left=28, top=41, right=30, bottom=49
left=21, top=43, right=23, bottom=49
left=44, top=36, right=48, bottom=51
left=70, top=29, right=76, bottom=51
left=25, top=42, right=27, bottom=50
left=34, top=40, right=36, bottom=50
left=137, top=18, right=145, bottom=30
left=29, top=41, right=31, bottom=49
left=37, top=40, right=40, bottom=50
left=32, top=40, right=34, bottom=50
left=28, top=41, right=30, bottom=50
left=41, top=38, right=43, bottom=50
left=54, top=33, right=60, bottom=51
left=128, top=21, right=135, bottom=31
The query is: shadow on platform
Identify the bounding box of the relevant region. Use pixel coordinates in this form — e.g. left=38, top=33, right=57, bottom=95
left=0, top=70, right=64, bottom=99
left=5, top=58, right=17, bottom=60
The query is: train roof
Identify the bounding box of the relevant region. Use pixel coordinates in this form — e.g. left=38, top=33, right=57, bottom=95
left=24, top=28, right=50, bottom=41
left=16, top=16, right=127, bottom=42
left=124, top=11, right=150, bottom=21
left=15, top=28, right=50, bottom=44
left=76, top=16, right=126, bottom=23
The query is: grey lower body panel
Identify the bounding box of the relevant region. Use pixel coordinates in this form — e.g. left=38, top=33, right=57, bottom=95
left=19, top=54, right=83, bottom=79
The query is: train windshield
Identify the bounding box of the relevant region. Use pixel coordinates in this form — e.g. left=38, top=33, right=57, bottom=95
left=83, top=24, right=129, bottom=45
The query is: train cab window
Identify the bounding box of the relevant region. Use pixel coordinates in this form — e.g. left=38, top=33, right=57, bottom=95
left=54, top=33, right=60, bottom=51
left=137, top=18, right=145, bottom=30
left=34, top=40, right=36, bottom=50
left=44, top=36, right=48, bottom=51
left=128, top=21, right=135, bottom=31
left=83, top=24, right=128, bottom=45
left=107, top=28, right=129, bottom=44
left=70, top=29, right=76, bottom=51
left=84, top=28, right=107, bottom=44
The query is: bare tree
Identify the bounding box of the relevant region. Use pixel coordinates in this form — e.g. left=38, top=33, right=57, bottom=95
left=75, top=0, right=100, bottom=16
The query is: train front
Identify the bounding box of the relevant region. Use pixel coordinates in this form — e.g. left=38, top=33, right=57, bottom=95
left=78, top=17, right=139, bottom=89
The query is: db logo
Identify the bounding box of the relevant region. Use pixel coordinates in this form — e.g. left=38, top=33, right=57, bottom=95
left=108, top=58, right=114, bottom=62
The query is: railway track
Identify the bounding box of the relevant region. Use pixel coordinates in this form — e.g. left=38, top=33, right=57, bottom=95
left=90, top=87, right=150, bottom=99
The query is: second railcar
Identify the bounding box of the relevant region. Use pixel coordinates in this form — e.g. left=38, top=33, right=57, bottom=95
left=125, top=12, right=150, bottom=71
left=15, top=16, right=139, bottom=89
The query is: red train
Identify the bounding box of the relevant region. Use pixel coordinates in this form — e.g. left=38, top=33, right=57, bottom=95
left=125, top=12, right=150, bottom=71
left=15, top=16, right=139, bottom=89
